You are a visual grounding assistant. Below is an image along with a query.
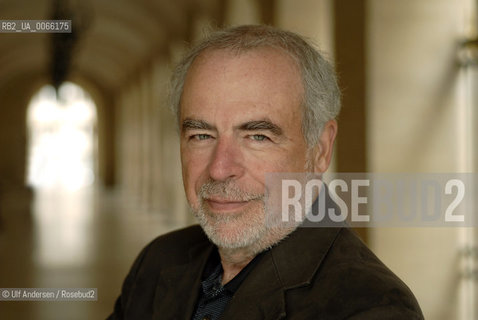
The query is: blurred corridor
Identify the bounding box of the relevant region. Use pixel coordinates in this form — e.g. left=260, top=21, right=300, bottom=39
left=1, top=0, right=478, bottom=319
left=0, top=187, right=182, bottom=319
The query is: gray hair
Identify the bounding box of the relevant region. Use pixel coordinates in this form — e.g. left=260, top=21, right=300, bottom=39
left=170, top=25, right=341, bottom=147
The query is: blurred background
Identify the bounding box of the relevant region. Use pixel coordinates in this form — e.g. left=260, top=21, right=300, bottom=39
left=0, top=0, right=477, bottom=319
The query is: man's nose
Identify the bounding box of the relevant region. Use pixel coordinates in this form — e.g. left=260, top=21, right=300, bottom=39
left=207, top=137, right=244, bottom=181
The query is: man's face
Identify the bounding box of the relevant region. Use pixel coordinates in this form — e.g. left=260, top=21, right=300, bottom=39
left=179, top=48, right=310, bottom=250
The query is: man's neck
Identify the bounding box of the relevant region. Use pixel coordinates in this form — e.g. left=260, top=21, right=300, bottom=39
left=218, top=247, right=255, bottom=285
left=216, top=223, right=300, bottom=284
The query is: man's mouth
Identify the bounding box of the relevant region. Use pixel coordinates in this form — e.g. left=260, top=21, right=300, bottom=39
left=204, top=197, right=252, bottom=213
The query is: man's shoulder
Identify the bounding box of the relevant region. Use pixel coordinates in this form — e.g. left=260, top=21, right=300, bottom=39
left=135, top=224, right=210, bottom=271
left=107, top=225, right=211, bottom=319
left=148, top=224, right=208, bottom=248
left=145, top=224, right=209, bottom=256
left=315, top=228, right=423, bottom=318
left=324, top=228, right=405, bottom=282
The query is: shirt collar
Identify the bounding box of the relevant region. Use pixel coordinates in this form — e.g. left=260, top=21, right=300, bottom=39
left=201, top=246, right=267, bottom=294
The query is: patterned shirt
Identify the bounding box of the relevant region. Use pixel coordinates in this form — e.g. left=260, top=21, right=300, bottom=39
left=192, top=248, right=265, bottom=320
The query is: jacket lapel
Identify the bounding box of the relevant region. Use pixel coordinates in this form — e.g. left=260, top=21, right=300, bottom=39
left=221, top=227, right=342, bottom=320
left=152, top=240, right=213, bottom=320
left=220, top=249, right=286, bottom=320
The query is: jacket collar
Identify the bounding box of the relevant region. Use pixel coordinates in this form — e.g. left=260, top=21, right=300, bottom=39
left=153, top=236, right=214, bottom=320
left=223, top=187, right=344, bottom=319
left=221, top=226, right=342, bottom=320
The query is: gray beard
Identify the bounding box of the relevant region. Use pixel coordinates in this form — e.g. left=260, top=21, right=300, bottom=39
left=193, top=199, right=266, bottom=250
left=191, top=179, right=300, bottom=255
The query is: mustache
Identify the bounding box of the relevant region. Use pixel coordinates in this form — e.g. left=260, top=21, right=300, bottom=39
left=199, top=179, right=264, bottom=202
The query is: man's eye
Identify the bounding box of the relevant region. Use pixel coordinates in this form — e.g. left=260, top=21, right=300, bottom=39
left=191, top=134, right=211, bottom=141
left=250, top=134, right=269, bottom=141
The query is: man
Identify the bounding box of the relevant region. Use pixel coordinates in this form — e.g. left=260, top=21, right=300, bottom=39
left=108, top=25, right=423, bottom=319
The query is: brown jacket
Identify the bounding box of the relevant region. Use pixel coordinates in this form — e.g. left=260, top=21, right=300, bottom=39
left=108, top=224, right=423, bottom=319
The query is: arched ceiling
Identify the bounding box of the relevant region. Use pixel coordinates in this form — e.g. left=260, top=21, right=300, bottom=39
left=0, top=0, right=221, bottom=93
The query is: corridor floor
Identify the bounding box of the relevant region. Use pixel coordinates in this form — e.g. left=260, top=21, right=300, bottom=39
left=0, top=187, right=184, bottom=319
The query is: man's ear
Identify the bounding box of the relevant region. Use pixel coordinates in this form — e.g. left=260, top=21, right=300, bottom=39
left=313, top=119, right=338, bottom=173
